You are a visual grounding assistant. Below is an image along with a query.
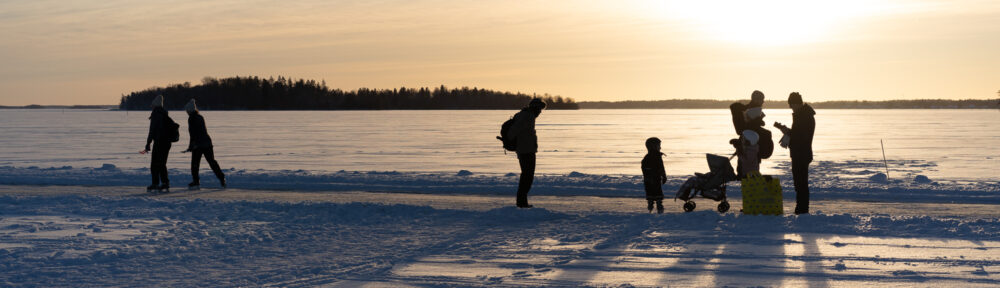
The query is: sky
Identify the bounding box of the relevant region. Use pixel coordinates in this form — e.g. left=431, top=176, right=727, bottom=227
left=0, top=0, right=998, bottom=105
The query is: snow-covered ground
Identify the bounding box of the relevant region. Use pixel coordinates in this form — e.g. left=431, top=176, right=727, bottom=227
left=0, top=163, right=998, bottom=287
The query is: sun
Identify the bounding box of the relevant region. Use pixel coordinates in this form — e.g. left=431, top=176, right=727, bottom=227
left=655, top=0, right=881, bottom=46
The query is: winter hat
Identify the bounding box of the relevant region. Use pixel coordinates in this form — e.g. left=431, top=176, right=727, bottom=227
left=528, top=98, right=547, bottom=110
left=645, top=137, right=661, bottom=151
left=184, top=99, right=198, bottom=113
left=750, top=90, right=765, bottom=107
left=742, top=130, right=760, bottom=146
left=151, top=95, right=164, bottom=108
left=744, top=107, right=764, bottom=120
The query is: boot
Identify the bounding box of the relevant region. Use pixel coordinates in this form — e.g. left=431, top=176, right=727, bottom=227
left=656, top=201, right=664, bottom=214
left=647, top=201, right=654, bottom=212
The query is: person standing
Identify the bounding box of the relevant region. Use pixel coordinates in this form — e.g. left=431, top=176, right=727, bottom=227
left=641, top=137, right=667, bottom=214
left=144, top=95, right=174, bottom=192
left=507, top=98, right=546, bottom=208
left=775, top=92, right=815, bottom=214
left=183, top=99, right=226, bottom=189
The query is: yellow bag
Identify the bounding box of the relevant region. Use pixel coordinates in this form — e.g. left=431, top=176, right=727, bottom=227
left=741, top=171, right=783, bottom=215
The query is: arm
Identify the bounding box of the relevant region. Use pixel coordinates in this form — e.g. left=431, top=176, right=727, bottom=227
left=145, top=114, right=158, bottom=151
left=658, top=156, right=667, bottom=184
left=773, top=122, right=791, bottom=134
left=186, top=116, right=200, bottom=151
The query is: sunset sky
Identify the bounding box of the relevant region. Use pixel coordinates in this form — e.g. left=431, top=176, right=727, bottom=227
left=1, top=0, right=998, bottom=105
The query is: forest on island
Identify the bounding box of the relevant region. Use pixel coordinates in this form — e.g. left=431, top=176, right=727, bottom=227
left=118, top=76, right=579, bottom=110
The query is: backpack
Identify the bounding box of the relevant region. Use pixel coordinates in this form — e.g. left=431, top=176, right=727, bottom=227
left=756, top=128, right=773, bottom=159
left=496, top=116, right=517, bottom=152
left=166, top=116, right=180, bottom=143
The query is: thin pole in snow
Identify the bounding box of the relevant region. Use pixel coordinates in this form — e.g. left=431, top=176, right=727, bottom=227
left=881, top=139, right=889, bottom=179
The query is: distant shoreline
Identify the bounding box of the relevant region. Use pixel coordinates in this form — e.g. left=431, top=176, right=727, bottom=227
left=578, top=99, right=1000, bottom=109
left=4, top=99, right=998, bottom=110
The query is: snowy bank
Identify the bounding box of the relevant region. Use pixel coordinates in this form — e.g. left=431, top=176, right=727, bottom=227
left=0, top=162, right=997, bottom=204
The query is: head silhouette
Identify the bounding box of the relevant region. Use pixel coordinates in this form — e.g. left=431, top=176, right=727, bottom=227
left=788, top=92, right=803, bottom=109
left=151, top=95, right=164, bottom=109
left=185, top=99, right=198, bottom=115
left=645, top=137, right=661, bottom=153
left=527, top=98, right=546, bottom=115
left=750, top=90, right=765, bottom=107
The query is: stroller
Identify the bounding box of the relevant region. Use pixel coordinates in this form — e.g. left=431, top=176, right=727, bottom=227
left=675, top=153, right=739, bottom=213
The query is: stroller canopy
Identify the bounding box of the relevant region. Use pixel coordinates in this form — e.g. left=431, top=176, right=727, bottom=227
left=706, top=154, right=738, bottom=183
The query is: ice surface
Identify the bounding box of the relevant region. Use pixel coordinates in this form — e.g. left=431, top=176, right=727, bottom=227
left=0, top=192, right=996, bottom=287
left=0, top=109, right=997, bottom=180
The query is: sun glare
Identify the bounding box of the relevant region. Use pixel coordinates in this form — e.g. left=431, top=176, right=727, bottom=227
left=657, top=0, right=884, bottom=46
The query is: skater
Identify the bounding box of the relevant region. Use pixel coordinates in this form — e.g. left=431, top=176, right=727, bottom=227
left=506, top=98, right=546, bottom=208
left=143, top=95, right=176, bottom=192
left=774, top=92, right=815, bottom=214
left=182, top=99, right=226, bottom=189
left=641, top=137, right=666, bottom=213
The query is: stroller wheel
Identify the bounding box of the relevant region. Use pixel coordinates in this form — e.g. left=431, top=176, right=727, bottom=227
left=717, top=201, right=730, bottom=213
left=683, top=201, right=696, bottom=212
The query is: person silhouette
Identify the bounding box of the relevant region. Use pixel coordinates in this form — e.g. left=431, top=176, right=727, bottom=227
left=641, top=137, right=666, bottom=213
left=507, top=98, right=546, bottom=208
left=143, top=95, right=174, bottom=192
left=775, top=92, right=815, bottom=214
left=182, top=99, right=226, bottom=189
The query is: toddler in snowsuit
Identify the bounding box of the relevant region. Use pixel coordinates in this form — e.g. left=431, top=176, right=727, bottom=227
left=642, top=137, right=667, bottom=213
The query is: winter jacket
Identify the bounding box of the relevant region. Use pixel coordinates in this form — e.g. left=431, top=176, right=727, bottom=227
left=739, top=143, right=760, bottom=175
left=146, top=107, right=171, bottom=147
left=790, top=104, right=816, bottom=162
left=188, top=113, right=218, bottom=151
left=507, top=108, right=538, bottom=154
left=641, top=153, right=667, bottom=200
left=187, top=113, right=214, bottom=151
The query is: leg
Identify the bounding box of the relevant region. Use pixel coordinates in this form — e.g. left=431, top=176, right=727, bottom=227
left=647, top=200, right=654, bottom=212
left=150, top=151, right=160, bottom=187
left=516, top=152, right=536, bottom=207
left=202, top=147, right=225, bottom=183
left=656, top=200, right=664, bottom=214
left=191, top=149, right=203, bottom=184
left=152, top=142, right=171, bottom=187
left=792, top=159, right=810, bottom=214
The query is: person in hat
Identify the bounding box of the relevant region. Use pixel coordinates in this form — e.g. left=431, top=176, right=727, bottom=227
left=774, top=92, right=815, bottom=214
left=729, top=90, right=766, bottom=135
left=144, top=95, right=173, bottom=191
left=641, top=137, right=667, bottom=213
left=182, top=99, right=226, bottom=189
left=738, top=129, right=761, bottom=177
left=506, top=98, right=546, bottom=208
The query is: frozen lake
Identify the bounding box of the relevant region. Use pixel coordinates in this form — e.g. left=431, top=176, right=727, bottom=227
left=0, top=109, right=997, bottom=180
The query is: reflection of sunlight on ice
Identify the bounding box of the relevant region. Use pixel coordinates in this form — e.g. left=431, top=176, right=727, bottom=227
left=392, top=256, right=522, bottom=279
left=529, top=237, right=593, bottom=251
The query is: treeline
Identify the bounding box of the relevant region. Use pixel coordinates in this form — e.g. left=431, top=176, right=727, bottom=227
left=579, top=99, right=1000, bottom=109
left=118, top=76, right=578, bottom=110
